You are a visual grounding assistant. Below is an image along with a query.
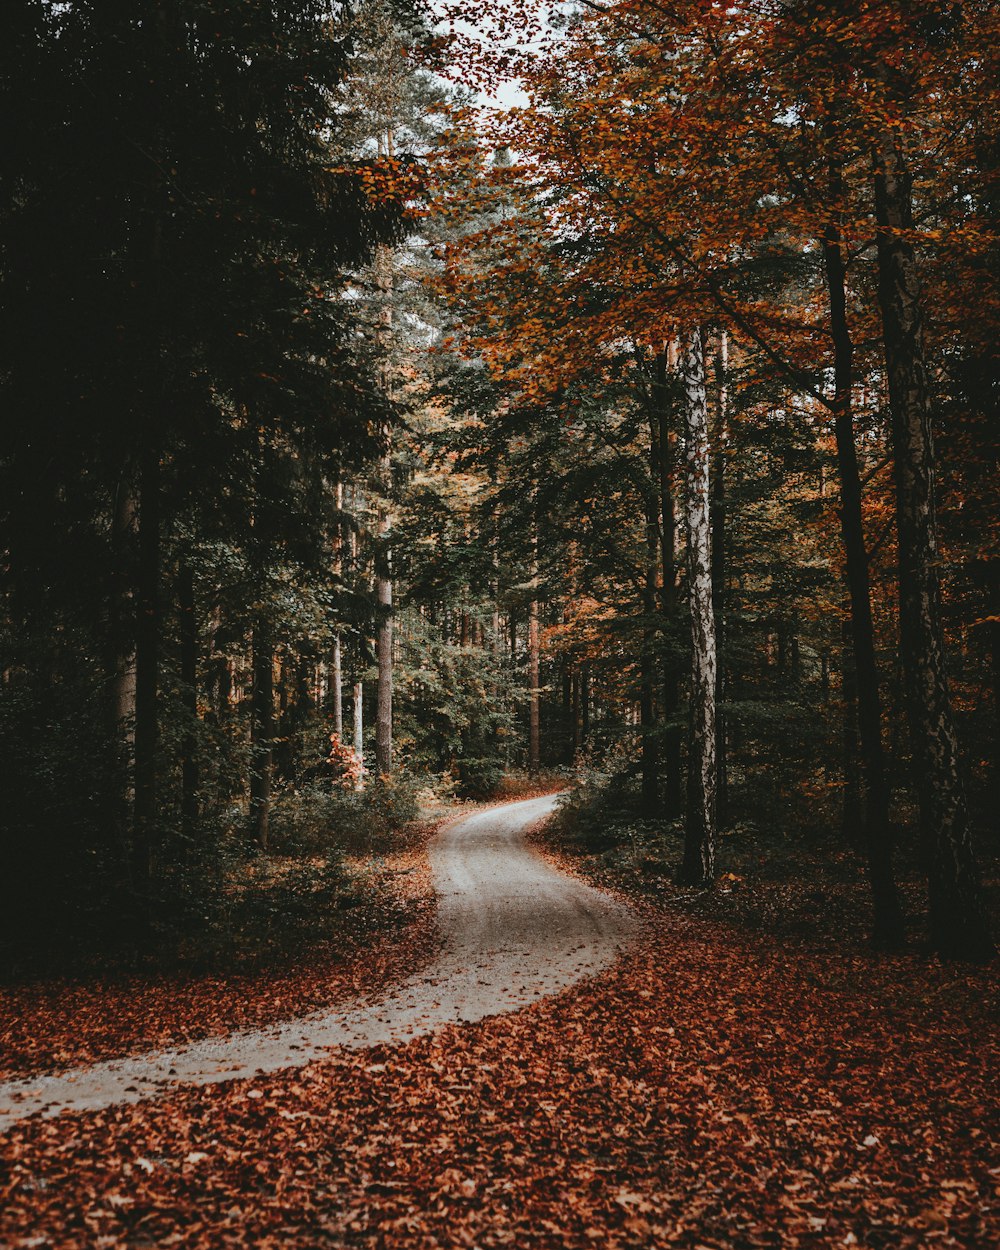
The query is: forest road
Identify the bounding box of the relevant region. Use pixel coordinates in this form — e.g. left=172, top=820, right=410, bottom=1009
left=0, top=793, right=635, bottom=1129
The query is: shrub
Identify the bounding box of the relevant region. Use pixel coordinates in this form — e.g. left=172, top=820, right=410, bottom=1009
left=456, top=757, right=506, bottom=800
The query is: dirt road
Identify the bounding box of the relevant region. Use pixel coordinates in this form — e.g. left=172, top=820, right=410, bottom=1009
left=0, top=794, right=634, bottom=1128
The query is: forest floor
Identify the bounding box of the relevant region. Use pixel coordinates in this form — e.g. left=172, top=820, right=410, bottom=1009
left=0, top=781, right=565, bottom=1083
left=0, top=794, right=628, bottom=1127
left=1, top=796, right=998, bottom=1248
left=537, top=796, right=1000, bottom=958
left=0, top=808, right=447, bottom=1083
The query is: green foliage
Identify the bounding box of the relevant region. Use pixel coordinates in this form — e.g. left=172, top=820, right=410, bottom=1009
left=394, top=611, right=518, bottom=786
left=552, top=761, right=672, bottom=858
left=263, top=772, right=424, bottom=856
left=456, top=758, right=507, bottom=800
left=224, top=853, right=353, bottom=954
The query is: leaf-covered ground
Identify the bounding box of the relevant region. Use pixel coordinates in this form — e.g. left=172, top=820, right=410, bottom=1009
left=536, top=807, right=1000, bottom=959
left=0, top=832, right=438, bottom=1083
left=2, top=909, right=996, bottom=1249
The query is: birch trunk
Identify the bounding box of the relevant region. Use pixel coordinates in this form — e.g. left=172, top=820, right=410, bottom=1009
left=710, top=331, right=728, bottom=821
left=873, top=130, right=992, bottom=959
left=353, top=680, right=365, bottom=789
left=375, top=492, right=393, bottom=776
left=374, top=188, right=394, bottom=776
left=678, top=328, right=717, bottom=886
left=528, top=547, right=541, bottom=773
left=331, top=480, right=343, bottom=738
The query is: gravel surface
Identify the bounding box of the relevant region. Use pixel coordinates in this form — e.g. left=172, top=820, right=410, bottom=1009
left=0, top=794, right=635, bottom=1129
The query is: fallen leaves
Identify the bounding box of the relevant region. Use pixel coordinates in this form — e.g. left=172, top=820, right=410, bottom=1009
left=0, top=827, right=441, bottom=1083
left=1, top=909, right=996, bottom=1248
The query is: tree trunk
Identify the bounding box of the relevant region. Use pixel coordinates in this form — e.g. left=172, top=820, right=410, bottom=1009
left=528, top=570, right=541, bottom=773
left=841, top=614, right=863, bottom=848
left=353, top=680, right=365, bottom=789
left=823, top=179, right=904, bottom=946
left=678, top=328, right=717, bottom=886
left=250, top=622, right=274, bottom=852
left=711, top=330, right=729, bottom=822
left=990, top=605, right=1000, bottom=813
left=179, top=561, right=198, bottom=834
left=111, top=474, right=138, bottom=755
left=375, top=502, right=393, bottom=776
left=641, top=494, right=660, bottom=814
left=655, top=349, right=683, bottom=817
left=331, top=479, right=344, bottom=738
left=331, top=637, right=343, bottom=737
left=133, top=446, right=160, bottom=907
left=873, top=130, right=992, bottom=959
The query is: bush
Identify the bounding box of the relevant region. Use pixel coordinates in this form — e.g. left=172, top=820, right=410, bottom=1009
left=362, top=771, right=423, bottom=834
left=225, top=852, right=353, bottom=952
left=268, top=783, right=369, bottom=855
left=551, top=765, right=673, bottom=858
left=456, top=757, right=506, bottom=800
left=267, top=770, right=425, bottom=857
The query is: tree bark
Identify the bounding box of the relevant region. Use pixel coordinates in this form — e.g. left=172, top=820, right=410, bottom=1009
left=250, top=621, right=274, bottom=852
left=711, top=330, right=729, bottom=822
left=133, top=446, right=160, bottom=906
left=873, top=129, right=992, bottom=959
left=111, top=474, right=138, bottom=754
left=353, top=679, right=365, bottom=789
left=654, top=349, right=683, bottom=817
left=331, top=479, right=344, bottom=738
left=641, top=493, right=660, bottom=814
left=678, top=328, right=717, bottom=886
left=823, top=180, right=904, bottom=946
left=179, top=561, right=198, bottom=834
left=528, top=546, right=541, bottom=773
left=841, top=613, right=863, bottom=848
left=375, top=498, right=393, bottom=776
left=374, top=211, right=394, bottom=777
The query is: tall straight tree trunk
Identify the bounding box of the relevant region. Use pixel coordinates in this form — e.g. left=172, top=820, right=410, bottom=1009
left=331, top=638, right=343, bottom=737
left=331, top=479, right=344, bottom=738
left=991, top=623, right=1000, bottom=809
left=641, top=494, right=660, bottom=814
left=179, top=561, right=198, bottom=834
left=374, top=178, right=395, bottom=776
left=873, top=131, right=992, bottom=959
left=824, top=176, right=904, bottom=946
left=250, top=622, right=274, bottom=851
left=710, top=331, right=729, bottom=822
left=111, top=473, right=138, bottom=753
left=528, top=605, right=541, bottom=770
left=655, top=348, right=683, bottom=817
left=375, top=493, right=393, bottom=777
left=353, top=680, right=365, bottom=789
left=841, top=614, right=863, bottom=845
left=528, top=537, right=541, bottom=773
left=133, top=446, right=160, bottom=908
left=678, top=328, right=717, bottom=886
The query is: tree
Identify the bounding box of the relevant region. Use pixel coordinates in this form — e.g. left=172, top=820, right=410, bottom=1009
left=678, top=328, right=717, bottom=885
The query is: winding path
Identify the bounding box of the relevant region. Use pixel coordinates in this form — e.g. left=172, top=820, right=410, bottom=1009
left=0, top=794, right=635, bottom=1129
